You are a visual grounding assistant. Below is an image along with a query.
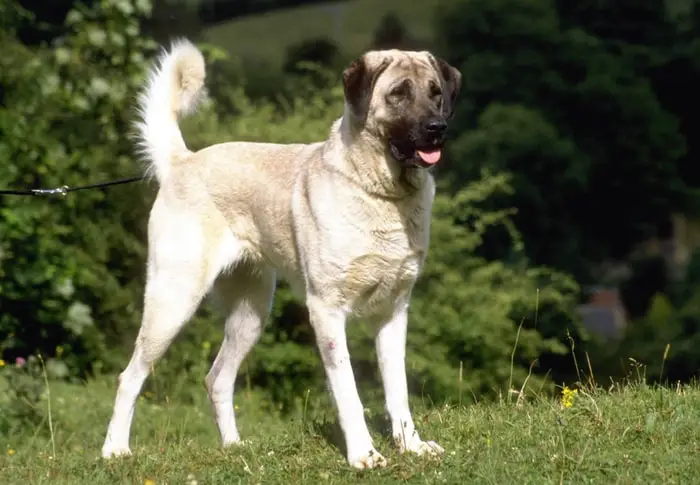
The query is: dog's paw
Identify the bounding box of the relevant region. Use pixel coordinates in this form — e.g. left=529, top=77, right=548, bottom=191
left=404, top=439, right=444, bottom=456
left=395, top=432, right=445, bottom=456
left=222, top=438, right=248, bottom=448
left=101, top=445, right=132, bottom=459
left=348, top=448, right=388, bottom=469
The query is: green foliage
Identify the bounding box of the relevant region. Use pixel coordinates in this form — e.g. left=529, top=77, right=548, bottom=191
left=449, top=103, right=587, bottom=268
left=619, top=254, right=669, bottom=319
left=600, top=248, right=700, bottom=384
left=436, top=0, right=688, bottom=281
left=283, top=37, right=342, bottom=75
left=0, top=0, right=157, bottom=376
left=0, top=352, right=70, bottom=434
left=0, top=0, right=29, bottom=33
left=0, top=357, right=44, bottom=434
left=371, top=11, right=415, bottom=50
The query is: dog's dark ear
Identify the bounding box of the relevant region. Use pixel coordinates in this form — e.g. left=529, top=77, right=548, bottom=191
left=432, top=56, right=462, bottom=119
left=343, top=55, right=391, bottom=121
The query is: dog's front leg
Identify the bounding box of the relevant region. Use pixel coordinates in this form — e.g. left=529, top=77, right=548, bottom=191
left=307, top=296, right=386, bottom=469
left=376, top=299, right=444, bottom=457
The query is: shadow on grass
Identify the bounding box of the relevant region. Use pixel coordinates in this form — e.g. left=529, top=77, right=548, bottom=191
left=309, top=412, right=393, bottom=457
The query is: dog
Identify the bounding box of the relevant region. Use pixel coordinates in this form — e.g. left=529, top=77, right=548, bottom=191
left=101, top=39, right=461, bottom=469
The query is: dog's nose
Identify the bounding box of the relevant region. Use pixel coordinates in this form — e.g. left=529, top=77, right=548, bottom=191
left=424, top=118, right=447, bottom=134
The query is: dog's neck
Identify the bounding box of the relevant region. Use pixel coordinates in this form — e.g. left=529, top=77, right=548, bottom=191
left=327, top=116, right=429, bottom=200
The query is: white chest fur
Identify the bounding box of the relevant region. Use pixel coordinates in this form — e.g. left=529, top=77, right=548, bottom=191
left=318, top=186, right=433, bottom=317
left=341, top=235, right=425, bottom=316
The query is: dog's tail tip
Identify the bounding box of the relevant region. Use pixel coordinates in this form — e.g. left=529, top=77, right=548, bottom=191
left=136, top=38, right=206, bottom=182
left=165, top=38, right=207, bottom=115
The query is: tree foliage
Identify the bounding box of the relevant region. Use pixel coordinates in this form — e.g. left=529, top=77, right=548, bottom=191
left=0, top=0, right=158, bottom=377
left=436, top=0, right=689, bottom=281
left=594, top=248, right=700, bottom=384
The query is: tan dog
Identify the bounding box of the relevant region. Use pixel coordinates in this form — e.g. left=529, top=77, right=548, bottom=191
left=101, top=39, right=461, bottom=469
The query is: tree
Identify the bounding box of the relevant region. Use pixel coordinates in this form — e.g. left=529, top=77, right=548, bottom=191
left=436, top=0, right=687, bottom=282
left=371, top=11, right=421, bottom=50
left=283, top=36, right=342, bottom=76
left=556, top=0, right=699, bottom=193
left=555, top=0, right=675, bottom=48
left=14, top=0, right=95, bottom=45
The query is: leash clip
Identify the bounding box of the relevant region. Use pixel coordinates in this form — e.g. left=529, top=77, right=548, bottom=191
left=32, top=185, right=70, bottom=197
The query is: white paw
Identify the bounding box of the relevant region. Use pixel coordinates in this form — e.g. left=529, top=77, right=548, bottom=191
left=406, top=440, right=444, bottom=456
left=396, top=433, right=445, bottom=456
left=222, top=438, right=248, bottom=448
left=101, top=445, right=132, bottom=459
left=348, top=448, right=388, bottom=469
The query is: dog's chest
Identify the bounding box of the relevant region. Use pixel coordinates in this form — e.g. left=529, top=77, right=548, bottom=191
left=335, top=201, right=429, bottom=316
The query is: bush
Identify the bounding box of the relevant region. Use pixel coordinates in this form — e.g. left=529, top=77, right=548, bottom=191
left=371, top=11, right=419, bottom=50
left=595, top=249, right=700, bottom=385
left=283, top=36, right=342, bottom=75
left=0, top=356, right=44, bottom=434
left=0, top=0, right=157, bottom=377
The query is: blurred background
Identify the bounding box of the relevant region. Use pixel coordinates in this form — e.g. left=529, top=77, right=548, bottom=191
left=1, top=0, right=699, bottom=431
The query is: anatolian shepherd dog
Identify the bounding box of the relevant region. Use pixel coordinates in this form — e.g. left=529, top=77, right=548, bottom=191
left=101, top=39, right=461, bottom=469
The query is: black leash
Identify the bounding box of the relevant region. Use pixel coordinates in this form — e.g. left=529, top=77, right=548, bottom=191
left=0, top=175, right=145, bottom=197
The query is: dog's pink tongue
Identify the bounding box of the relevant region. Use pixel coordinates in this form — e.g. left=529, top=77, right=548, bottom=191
left=417, top=149, right=442, bottom=165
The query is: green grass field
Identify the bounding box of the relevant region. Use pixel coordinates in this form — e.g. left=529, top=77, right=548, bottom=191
left=203, top=0, right=442, bottom=66
left=1, top=376, right=699, bottom=484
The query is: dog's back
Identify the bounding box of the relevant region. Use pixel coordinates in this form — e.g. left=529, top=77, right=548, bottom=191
left=179, top=140, right=324, bottom=278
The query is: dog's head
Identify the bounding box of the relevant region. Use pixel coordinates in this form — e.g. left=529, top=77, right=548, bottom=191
left=343, top=50, right=462, bottom=168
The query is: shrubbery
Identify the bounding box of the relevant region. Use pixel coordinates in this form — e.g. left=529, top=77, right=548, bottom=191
left=593, top=248, right=700, bottom=385
left=0, top=357, right=44, bottom=434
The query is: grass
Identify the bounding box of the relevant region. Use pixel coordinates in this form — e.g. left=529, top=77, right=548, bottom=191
left=1, top=376, right=699, bottom=484
left=202, top=0, right=443, bottom=67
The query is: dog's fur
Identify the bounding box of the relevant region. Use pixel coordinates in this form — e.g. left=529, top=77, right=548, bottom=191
left=101, top=39, right=461, bottom=469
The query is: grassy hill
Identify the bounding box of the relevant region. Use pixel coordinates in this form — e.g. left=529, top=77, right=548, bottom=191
left=202, top=0, right=443, bottom=67
left=1, top=377, right=698, bottom=484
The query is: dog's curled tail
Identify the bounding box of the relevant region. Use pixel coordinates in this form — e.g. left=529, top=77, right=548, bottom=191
left=135, top=39, right=206, bottom=182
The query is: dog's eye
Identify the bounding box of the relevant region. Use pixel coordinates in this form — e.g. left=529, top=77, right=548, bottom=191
left=429, top=81, right=442, bottom=100
left=387, top=80, right=411, bottom=100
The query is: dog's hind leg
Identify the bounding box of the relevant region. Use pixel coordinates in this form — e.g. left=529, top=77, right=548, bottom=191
left=101, top=212, right=242, bottom=459
left=205, top=264, right=276, bottom=446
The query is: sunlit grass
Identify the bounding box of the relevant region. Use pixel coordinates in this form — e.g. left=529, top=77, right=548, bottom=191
left=1, top=375, right=699, bottom=484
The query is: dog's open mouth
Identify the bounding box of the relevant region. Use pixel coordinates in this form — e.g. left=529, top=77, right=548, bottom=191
left=389, top=142, right=443, bottom=169
left=416, top=148, right=441, bottom=165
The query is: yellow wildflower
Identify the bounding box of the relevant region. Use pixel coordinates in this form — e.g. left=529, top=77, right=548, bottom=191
left=0, top=359, right=5, bottom=367
left=8, top=448, right=15, bottom=456
left=56, top=346, right=64, bottom=358
left=561, top=386, right=578, bottom=409
left=144, top=479, right=156, bottom=485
